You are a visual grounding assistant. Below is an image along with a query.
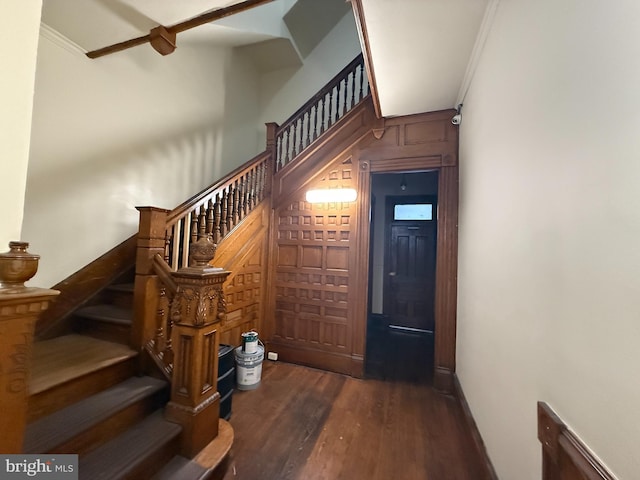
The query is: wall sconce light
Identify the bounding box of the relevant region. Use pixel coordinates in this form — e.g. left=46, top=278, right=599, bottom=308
left=305, top=188, right=357, bottom=203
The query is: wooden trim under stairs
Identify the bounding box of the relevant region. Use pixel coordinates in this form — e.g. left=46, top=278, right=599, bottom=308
left=538, top=402, right=615, bottom=480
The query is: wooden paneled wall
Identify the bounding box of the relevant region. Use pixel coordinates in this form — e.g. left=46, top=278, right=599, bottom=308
left=270, top=156, right=359, bottom=375
left=266, top=99, right=460, bottom=385
left=213, top=202, right=270, bottom=347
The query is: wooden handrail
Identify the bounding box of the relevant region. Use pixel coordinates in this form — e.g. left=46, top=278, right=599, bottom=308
left=167, top=150, right=270, bottom=225
left=273, top=53, right=369, bottom=171
left=163, top=151, right=270, bottom=271
left=152, top=254, right=177, bottom=294
left=277, top=54, right=365, bottom=134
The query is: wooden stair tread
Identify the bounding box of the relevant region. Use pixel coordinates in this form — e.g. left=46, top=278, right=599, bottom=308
left=78, top=410, right=181, bottom=480
left=153, top=420, right=234, bottom=480
left=25, top=376, right=167, bottom=454
left=30, top=335, right=137, bottom=395
left=151, top=457, right=209, bottom=480
left=75, top=304, right=132, bottom=325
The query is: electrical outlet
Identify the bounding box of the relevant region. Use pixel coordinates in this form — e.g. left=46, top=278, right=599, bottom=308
left=267, top=351, right=278, bottom=361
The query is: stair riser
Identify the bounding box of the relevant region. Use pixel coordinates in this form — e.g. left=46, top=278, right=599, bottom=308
left=76, top=320, right=131, bottom=346
left=28, top=358, right=137, bottom=422
left=121, top=436, right=181, bottom=480
left=47, top=390, right=169, bottom=456
left=102, top=289, right=134, bottom=311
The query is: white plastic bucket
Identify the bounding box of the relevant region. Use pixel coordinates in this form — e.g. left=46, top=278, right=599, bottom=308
left=234, top=345, right=264, bottom=391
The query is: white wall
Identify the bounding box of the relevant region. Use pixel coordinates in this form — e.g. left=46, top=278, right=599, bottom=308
left=457, top=1, right=640, bottom=479
left=0, top=1, right=42, bottom=249
left=258, top=10, right=361, bottom=130
left=23, top=35, right=241, bottom=287
left=22, top=10, right=360, bottom=288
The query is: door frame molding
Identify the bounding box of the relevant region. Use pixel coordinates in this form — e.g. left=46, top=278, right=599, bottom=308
left=356, top=150, right=459, bottom=393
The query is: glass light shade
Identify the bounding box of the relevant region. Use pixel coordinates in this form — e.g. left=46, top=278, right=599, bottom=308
left=305, top=188, right=357, bottom=203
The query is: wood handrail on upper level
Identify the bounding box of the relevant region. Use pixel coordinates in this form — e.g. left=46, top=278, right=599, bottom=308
left=274, top=53, right=369, bottom=171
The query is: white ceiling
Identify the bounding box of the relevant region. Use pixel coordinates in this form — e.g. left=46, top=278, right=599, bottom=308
left=361, top=0, right=490, bottom=117
left=42, top=0, right=492, bottom=117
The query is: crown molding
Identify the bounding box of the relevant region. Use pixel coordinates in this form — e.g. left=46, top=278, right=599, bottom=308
left=39, top=22, right=87, bottom=57
left=456, top=0, right=500, bottom=106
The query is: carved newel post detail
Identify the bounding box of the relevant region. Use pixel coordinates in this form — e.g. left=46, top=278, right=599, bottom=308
left=0, top=242, right=59, bottom=453
left=165, top=234, right=230, bottom=457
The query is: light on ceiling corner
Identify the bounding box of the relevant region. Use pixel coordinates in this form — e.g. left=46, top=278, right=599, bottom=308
left=305, top=188, right=357, bottom=203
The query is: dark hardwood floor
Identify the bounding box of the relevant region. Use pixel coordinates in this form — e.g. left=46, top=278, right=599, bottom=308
left=221, top=354, right=490, bottom=480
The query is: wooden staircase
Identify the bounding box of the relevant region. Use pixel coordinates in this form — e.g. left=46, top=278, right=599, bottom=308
left=0, top=53, right=371, bottom=478
left=24, top=276, right=226, bottom=479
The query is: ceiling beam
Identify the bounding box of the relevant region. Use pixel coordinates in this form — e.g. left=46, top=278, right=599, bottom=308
left=86, top=0, right=274, bottom=59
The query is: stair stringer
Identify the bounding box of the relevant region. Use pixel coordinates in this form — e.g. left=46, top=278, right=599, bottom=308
left=211, top=201, right=271, bottom=347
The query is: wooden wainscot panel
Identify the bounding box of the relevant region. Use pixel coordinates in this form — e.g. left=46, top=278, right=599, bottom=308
left=404, top=118, right=448, bottom=145
left=211, top=203, right=269, bottom=347
left=538, top=402, right=615, bottom=480
left=219, top=245, right=266, bottom=346
left=358, top=109, right=458, bottom=166
left=267, top=151, right=361, bottom=376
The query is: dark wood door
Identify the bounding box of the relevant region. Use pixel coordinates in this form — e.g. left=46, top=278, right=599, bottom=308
left=384, top=196, right=437, bottom=332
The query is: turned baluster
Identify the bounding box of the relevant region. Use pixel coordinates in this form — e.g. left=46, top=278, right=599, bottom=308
left=190, top=211, right=198, bottom=245
left=355, top=63, right=363, bottom=103
left=214, top=194, right=222, bottom=244
left=164, top=231, right=172, bottom=265
left=251, top=169, right=258, bottom=208
left=338, top=80, right=347, bottom=117
left=328, top=87, right=335, bottom=126
left=283, top=130, right=290, bottom=167
left=303, top=111, right=309, bottom=147
left=232, top=180, right=239, bottom=226
left=219, top=190, right=227, bottom=238
left=257, top=162, right=265, bottom=201
left=319, top=95, right=326, bottom=134
left=276, top=136, right=282, bottom=170
left=241, top=178, right=248, bottom=218
left=154, top=286, right=167, bottom=355
left=198, top=205, right=207, bottom=240
left=226, top=184, right=234, bottom=232
left=205, top=198, right=217, bottom=236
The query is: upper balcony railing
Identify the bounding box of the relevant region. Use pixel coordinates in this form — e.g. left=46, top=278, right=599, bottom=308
left=274, top=53, right=369, bottom=172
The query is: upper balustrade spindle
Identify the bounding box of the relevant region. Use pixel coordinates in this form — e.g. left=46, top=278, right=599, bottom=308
left=274, top=54, right=368, bottom=172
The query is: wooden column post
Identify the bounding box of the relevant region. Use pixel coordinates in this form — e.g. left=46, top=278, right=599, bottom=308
left=0, top=241, right=59, bottom=453
left=433, top=165, right=459, bottom=393
left=133, top=207, right=170, bottom=350
left=165, top=235, right=230, bottom=458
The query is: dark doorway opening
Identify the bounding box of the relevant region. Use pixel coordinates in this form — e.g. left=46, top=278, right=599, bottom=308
left=365, top=171, right=439, bottom=384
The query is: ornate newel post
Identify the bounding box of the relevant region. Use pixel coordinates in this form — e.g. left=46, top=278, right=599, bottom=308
left=0, top=241, right=59, bottom=453
left=165, top=234, right=230, bottom=457
left=133, top=207, right=170, bottom=350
